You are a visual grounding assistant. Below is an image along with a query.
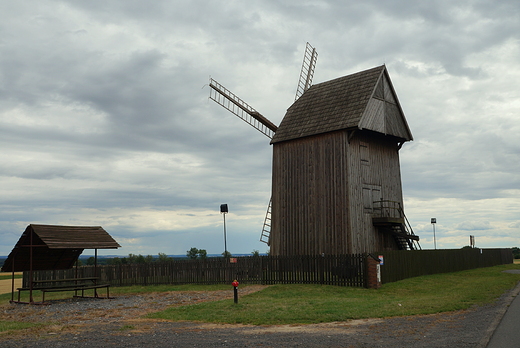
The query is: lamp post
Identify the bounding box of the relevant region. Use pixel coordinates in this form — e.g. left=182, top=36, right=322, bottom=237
left=431, top=218, right=437, bottom=250
left=220, top=204, right=228, bottom=257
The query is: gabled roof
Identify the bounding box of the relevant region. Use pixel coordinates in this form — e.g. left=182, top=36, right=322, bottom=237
left=1, top=224, right=120, bottom=272
left=271, top=65, right=413, bottom=144
left=26, top=224, right=120, bottom=249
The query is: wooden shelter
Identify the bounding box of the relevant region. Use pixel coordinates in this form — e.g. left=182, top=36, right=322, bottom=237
left=269, top=65, right=419, bottom=255
left=1, top=224, right=120, bottom=303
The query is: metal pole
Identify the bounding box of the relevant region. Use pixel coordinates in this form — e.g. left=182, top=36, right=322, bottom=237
left=223, top=213, right=227, bottom=257
left=433, top=223, right=436, bottom=250
left=431, top=218, right=437, bottom=250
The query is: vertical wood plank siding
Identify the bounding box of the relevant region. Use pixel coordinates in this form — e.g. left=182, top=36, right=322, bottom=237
left=271, top=131, right=349, bottom=256
left=271, top=129, right=405, bottom=256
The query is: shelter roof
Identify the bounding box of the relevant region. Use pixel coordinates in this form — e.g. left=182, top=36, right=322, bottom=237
left=271, top=65, right=413, bottom=144
left=1, top=224, right=120, bottom=272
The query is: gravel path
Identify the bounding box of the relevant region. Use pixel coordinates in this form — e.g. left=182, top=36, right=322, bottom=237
left=0, top=284, right=517, bottom=348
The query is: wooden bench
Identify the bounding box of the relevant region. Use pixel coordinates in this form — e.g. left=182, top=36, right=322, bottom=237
left=16, top=277, right=111, bottom=304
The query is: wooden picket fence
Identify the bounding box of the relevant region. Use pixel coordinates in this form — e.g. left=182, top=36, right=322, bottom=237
left=24, top=248, right=512, bottom=288
left=26, top=254, right=367, bottom=288
left=378, top=248, right=513, bottom=283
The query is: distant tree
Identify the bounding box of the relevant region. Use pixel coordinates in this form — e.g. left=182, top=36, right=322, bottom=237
left=125, top=253, right=152, bottom=264
left=251, top=249, right=260, bottom=257
left=512, top=247, right=520, bottom=259
left=222, top=250, right=232, bottom=258
left=76, top=259, right=83, bottom=266
left=461, top=245, right=473, bottom=249
left=108, top=257, right=123, bottom=265
left=187, top=247, right=199, bottom=259
left=157, top=253, right=172, bottom=262
left=86, top=256, right=96, bottom=265
left=126, top=254, right=138, bottom=263
left=198, top=249, right=207, bottom=259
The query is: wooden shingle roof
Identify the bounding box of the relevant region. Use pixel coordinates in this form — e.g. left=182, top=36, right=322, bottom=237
left=28, top=224, right=120, bottom=249
left=271, top=65, right=413, bottom=144
left=1, top=224, right=120, bottom=272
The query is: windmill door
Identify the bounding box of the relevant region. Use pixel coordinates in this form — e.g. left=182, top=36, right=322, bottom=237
left=363, top=184, right=382, bottom=214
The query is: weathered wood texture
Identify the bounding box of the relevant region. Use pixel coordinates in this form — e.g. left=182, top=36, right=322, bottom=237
left=272, top=65, right=412, bottom=145
left=268, top=65, right=414, bottom=256
left=271, top=131, right=349, bottom=256
left=270, top=129, right=405, bottom=255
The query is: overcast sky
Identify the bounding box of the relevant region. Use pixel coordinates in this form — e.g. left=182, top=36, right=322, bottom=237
left=1, top=0, right=519, bottom=257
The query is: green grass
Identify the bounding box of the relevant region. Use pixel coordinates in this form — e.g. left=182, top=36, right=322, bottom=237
left=0, top=321, right=40, bottom=334
left=0, top=274, right=22, bottom=281
left=147, top=263, right=520, bottom=325
left=2, top=263, right=520, bottom=333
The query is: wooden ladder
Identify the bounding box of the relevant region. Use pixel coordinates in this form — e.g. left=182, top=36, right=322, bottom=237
left=260, top=199, right=272, bottom=245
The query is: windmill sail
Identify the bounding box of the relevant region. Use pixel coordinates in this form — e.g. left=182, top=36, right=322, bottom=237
left=209, top=42, right=317, bottom=248
left=209, top=78, right=277, bottom=139
left=295, top=42, right=318, bottom=101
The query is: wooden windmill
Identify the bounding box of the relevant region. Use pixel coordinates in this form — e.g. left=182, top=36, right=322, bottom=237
left=209, top=43, right=420, bottom=256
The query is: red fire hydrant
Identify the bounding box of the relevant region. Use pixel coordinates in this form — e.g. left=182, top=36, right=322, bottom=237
left=232, top=280, right=239, bottom=304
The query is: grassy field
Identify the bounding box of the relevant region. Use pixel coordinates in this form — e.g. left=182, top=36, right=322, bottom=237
left=147, top=263, right=520, bottom=325
left=0, top=273, right=22, bottom=281
left=1, top=263, right=520, bottom=333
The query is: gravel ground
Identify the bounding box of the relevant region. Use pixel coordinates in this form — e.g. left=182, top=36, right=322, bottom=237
left=0, top=284, right=517, bottom=348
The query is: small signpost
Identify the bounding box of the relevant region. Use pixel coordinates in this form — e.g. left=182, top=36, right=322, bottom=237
left=232, top=280, right=239, bottom=304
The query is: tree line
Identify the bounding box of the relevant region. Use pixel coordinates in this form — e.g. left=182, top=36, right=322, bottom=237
left=79, top=248, right=264, bottom=266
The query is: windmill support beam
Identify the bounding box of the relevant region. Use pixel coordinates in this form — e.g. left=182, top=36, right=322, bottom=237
left=249, top=111, right=278, bottom=133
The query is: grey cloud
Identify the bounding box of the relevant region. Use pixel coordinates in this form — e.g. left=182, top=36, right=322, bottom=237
left=455, top=221, right=492, bottom=231
left=1, top=0, right=519, bottom=255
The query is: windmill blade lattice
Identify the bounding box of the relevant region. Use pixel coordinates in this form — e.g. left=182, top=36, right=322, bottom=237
left=295, top=42, right=318, bottom=101
left=260, top=198, right=272, bottom=245
left=209, top=78, right=277, bottom=139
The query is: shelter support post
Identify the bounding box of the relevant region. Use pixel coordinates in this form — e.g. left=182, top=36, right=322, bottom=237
left=94, top=248, right=98, bottom=297
left=29, top=232, right=33, bottom=304
left=11, top=255, right=15, bottom=302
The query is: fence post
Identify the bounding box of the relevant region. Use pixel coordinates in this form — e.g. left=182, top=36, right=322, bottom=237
left=365, top=254, right=382, bottom=289
left=319, top=254, right=325, bottom=285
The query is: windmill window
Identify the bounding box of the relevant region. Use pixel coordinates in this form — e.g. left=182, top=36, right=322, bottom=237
left=360, top=142, right=369, bottom=165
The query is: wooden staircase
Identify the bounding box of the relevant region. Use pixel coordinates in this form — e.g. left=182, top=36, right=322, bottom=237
left=372, top=200, right=421, bottom=250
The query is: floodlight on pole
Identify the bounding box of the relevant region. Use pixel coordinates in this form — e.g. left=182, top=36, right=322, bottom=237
left=431, top=218, right=437, bottom=250
left=220, top=204, right=229, bottom=257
